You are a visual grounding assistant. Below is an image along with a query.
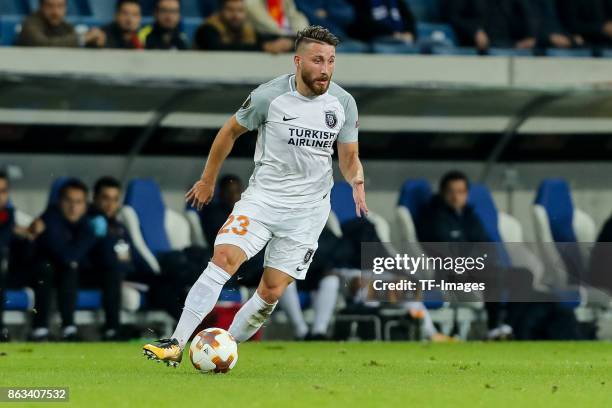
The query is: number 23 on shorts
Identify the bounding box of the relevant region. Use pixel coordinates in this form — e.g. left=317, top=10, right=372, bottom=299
left=218, top=215, right=250, bottom=236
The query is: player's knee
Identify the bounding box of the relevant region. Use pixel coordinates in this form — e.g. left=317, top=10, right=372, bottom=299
left=211, top=247, right=241, bottom=275
left=257, top=283, right=286, bottom=304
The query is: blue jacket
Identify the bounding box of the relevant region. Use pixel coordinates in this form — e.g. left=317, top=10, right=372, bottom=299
left=37, top=206, right=96, bottom=267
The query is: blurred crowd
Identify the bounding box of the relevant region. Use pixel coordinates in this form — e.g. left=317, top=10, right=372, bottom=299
left=2, top=169, right=612, bottom=342
left=12, top=0, right=612, bottom=54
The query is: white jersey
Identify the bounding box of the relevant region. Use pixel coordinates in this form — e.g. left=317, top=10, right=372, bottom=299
left=235, top=74, right=359, bottom=208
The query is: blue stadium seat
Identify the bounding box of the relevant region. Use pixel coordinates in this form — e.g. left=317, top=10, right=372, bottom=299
left=76, top=289, right=102, bottom=310
left=544, top=48, right=592, bottom=58
left=406, top=0, right=441, bottom=22
left=534, top=179, right=577, bottom=243
left=87, top=0, right=115, bottom=21
left=124, top=179, right=172, bottom=255
left=47, top=177, right=70, bottom=208
left=0, top=15, right=22, bottom=46
left=4, top=289, right=34, bottom=311
left=182, top=16, right=200, bottom=45
left=423, top=290, right=445, bottom=309
left=371, top=41, right=419, bottom=54
left=397, top=179, right=432, bottom=224
left=532, top=179, right=595, bottom=307
left=417, top=22, right=457, bottom=47
left=0, top=0, right=29, bottom=15
left=467, top=183, right=511, bottom=267
left=330, top=181, right=355, bottom=225
left=600, top=49, right=612, bottom=58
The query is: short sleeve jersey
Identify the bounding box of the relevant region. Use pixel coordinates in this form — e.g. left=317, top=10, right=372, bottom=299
left=235, top=74, right=359, bottom=208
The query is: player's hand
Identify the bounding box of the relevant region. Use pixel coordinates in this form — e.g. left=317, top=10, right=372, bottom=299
left=185, top=179, right=215, bottom=210
left=352, top=179, right=369, bottom=218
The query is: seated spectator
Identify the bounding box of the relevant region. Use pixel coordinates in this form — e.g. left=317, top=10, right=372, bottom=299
left=347, top=0, right=416, bottom=44
left=0, top=171, right=18, bottom=342
left=102, top=0, right=144, bottom=49
left=91, top=177, right=203, bottom=324
left=418, top=171, right=578, bottom=341
left=139, top=0, right=189, bottom=50
left=194, top=0, right=294, bottom=54
left=417, top=171, right=510, bottom=338
left=245, top=0, right=309, bottom=36
left=557, top=0, right=612, bottom=46
left=295, top=0, right=356, bottom=39
left=17, top=0, right=105, bottom=47
left=30, top=179, right=121, bottom=341
left=528, top=0, right=583, bottom=49
left=446, top=0, right=536, bottom=51
left=0, top=171, right=41, bottom=342
left=88, top=177, right=161, bottom=339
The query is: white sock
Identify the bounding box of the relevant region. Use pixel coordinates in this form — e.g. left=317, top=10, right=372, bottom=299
left=228, top=291, right=277, bottom=343
left=171, top=262, right=231, bottom=349
left=311, top=275, right=339, bottom=335
left=277, top=282, right=308, bottom=338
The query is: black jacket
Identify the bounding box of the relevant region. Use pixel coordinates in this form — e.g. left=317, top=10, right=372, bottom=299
left=445, top=0, right=535, bottom=47
left=199, top=202, right=234, bottom=247
left=557, top=0, right=612, bottom=45
left=36, top=206, right=96, bottom=268
left=143, top=24, right=189, bottom=50
left=102, top=23, right=142, bottom=49
left=417, top=195, right=490, bottom=243
left=347, top=0, right=416, bottom=41
left=88, top=208, right=153, bottom=276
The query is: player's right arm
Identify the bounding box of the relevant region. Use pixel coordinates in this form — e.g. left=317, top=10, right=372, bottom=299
left=187, top=88, right=268, bottom=209
left=186, top=116, right=248, bottom=210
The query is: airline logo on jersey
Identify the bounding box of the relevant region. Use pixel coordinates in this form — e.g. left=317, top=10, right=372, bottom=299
left=325, top=111, right=338, bottom=129
left=288, top=128, right=337, bottom=149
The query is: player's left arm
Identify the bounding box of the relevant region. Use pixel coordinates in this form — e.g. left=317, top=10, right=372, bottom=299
left=338, top=141, right=368, bottom=218
left=337, top=94, right=367, bottom=217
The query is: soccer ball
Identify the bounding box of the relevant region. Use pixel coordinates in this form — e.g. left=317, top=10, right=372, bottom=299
left=189, top=328, right=238, bottom=373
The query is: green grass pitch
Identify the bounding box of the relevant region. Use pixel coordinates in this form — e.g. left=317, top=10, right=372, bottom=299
left=1, top=341, right=611, bottom=407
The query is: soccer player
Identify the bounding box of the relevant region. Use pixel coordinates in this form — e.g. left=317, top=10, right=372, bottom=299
left=143, top=25, right=367, bottom=366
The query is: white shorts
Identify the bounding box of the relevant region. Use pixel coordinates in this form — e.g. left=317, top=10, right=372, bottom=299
left=213, top=191, right=331, bottom=280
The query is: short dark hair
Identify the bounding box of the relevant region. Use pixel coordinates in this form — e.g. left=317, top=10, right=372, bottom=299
left=439, top=170, right=469, bottom=193
left=295, top=26, right=340, bottom=50
left=116, top=0, right=141, bottom=12
left=94, top=176, right=122, bottom=198
left=59, top=178, right=89, bottom=200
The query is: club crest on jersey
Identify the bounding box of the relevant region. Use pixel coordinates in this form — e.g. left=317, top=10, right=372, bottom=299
left=325, top=111, right=338, bottom=129
left=303, top=249, right=314, bottom=264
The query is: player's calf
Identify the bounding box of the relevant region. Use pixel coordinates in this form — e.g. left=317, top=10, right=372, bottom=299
left=228, top=267, right=293, bottom=342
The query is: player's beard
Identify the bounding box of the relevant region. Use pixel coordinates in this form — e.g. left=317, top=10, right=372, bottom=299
left=301, top=71, right=331, bottom=96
